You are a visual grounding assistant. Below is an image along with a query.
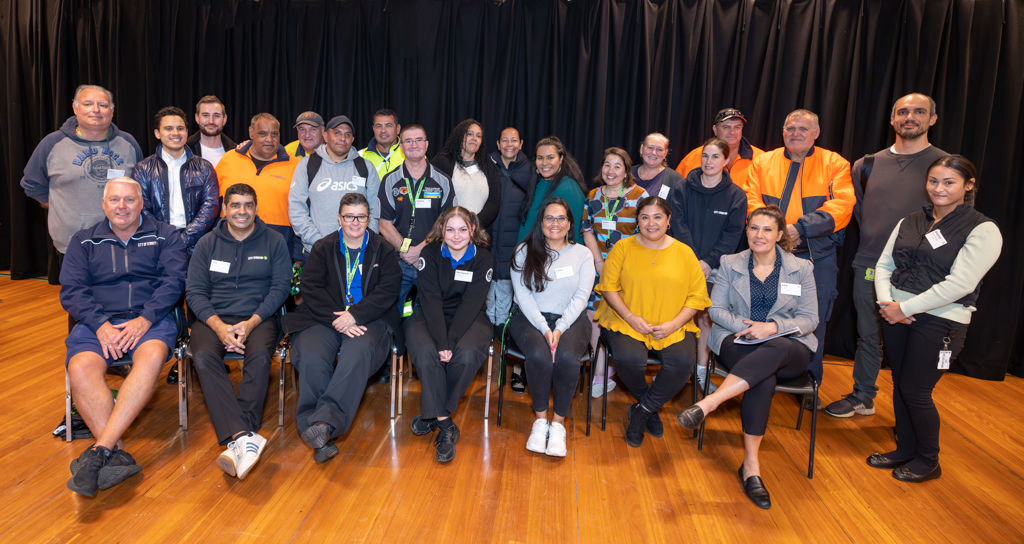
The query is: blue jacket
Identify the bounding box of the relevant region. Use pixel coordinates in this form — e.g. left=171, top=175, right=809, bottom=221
left=60, top=215, right=187, bottom=331
left=132, top=145, right=220, bottom=255
left=489, top=150, right=531, bottom=280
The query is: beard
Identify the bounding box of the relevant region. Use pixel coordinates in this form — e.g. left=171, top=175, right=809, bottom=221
left=200, top=124, right=223, bottom=137
left=895, top=123, right=927, bottom=141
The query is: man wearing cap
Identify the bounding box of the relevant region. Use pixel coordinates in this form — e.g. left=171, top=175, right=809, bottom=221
left=675, top=108, right=764, bottom=188
left=216, top=113, right=303, bottom=260
left=285, top=112, right=325, bottom=158
left=744, top=109, right=855, bottom=398
left=360, top=109, right=404, bottom=178
left=186, top=95, right=236, bottom=168
left=290, top=115, right=382, bottom=252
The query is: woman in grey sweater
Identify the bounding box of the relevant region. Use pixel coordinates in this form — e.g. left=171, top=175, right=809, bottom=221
left=509, top=197, right=595, bottom=457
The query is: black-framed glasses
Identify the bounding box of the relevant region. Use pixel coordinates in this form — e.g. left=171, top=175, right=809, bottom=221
left=341, top=215, right=369, bottom=223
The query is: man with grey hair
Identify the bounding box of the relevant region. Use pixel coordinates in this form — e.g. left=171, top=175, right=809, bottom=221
left=60, top=177, right=186, bottom=497
left=21, top=85, right=145, bottom=270
left=824, top=93, right=947, bottom=418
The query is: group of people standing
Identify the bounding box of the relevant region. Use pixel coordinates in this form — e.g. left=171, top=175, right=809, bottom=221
left=23, top=86, right=1001, bottom=510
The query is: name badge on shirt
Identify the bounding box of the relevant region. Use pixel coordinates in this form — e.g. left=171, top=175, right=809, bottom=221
left=601, top=220, right=617, bottom=230
left=780, top=282, right=802, bottom=296
left=465, top=164, right=480, bottom=175
left=454, top=270, right=474, bottom=282
left=352, top=176, right=366, bottom=187
left=554, top=266, right=574, bottom=279
left=658, top=185, right=670, bottom=199
left=106, top=169, right=125, bottom=179
left=210, top=260, right=231, bottom=274
left=416, top=198, right=432, bottom=209
left=925, top=230, right=947, bottom=249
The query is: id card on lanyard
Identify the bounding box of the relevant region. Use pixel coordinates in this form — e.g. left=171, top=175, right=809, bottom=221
left=343, top=232, right=368, bottom=309
left=401, top=177, right=428, bottom=252
left=601, top=185, right=624, bottom=230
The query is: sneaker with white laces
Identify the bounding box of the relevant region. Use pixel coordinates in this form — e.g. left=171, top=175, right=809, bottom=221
left=217, top=441, right=241, bottom=477
left=526, top=418, right=550, bottom=453
left=696, top=365, right=718, bottom=394
left=545, top=421, right=568, bottom=457
left=234, top=433, right=268, bottom=480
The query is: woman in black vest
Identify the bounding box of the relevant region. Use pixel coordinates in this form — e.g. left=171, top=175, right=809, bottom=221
left=869, top=155, right=1001, bottom=482
left=406, top=207, right=494, bottom=463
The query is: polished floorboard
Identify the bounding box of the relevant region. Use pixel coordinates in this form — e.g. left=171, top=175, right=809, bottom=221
left=1, top=275, right=1022, bottom=543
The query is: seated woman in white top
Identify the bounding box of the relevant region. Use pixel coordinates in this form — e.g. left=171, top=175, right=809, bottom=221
left=509, top=197, right=595, bottom=457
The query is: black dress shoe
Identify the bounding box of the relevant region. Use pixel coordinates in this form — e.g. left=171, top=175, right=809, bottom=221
left=301, top=422, right=334, bottom=450
left=738, top=466, right=771, bottom=509
left=373, top=361, right=392, bottom=384
left=892, top=463, right=941, bottom=483
left=866, top=453, right=910, bottom=469
left=166, top=362, right=179, bottom=384
left=676, top=405, right=705, bottom=430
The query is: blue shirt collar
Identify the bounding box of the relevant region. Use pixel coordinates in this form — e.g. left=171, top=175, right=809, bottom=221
left=441, top=242, right=476, bottom=269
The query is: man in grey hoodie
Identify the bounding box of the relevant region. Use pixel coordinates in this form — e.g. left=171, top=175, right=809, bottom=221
left=21, top=84, right=144, bottom=266
left=290, top=115, right=381, bottom=253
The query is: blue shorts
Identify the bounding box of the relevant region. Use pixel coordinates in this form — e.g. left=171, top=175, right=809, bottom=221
left=65, top=316, right=178, bottom=367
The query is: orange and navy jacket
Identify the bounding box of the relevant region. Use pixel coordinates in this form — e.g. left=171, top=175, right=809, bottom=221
left=744, top=146, right=854, bottom=258
left=676, top=137, right=764, bottom=190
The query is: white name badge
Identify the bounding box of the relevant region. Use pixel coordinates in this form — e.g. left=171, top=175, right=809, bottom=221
left=210, top=260, right=231, bottom=274
left=465, top=164, right=480, bottom=175
left=416, top=198, right=432, bottom=209
left=925, top=229, right=947, bottom=249
left=454, top=270, right=474, bottom=282
left=601, top=220, right=617, bottom=230
left=658, top=185, right=670, bottom=199
left=780, top=282, right=802, bottom=296
left=554, top=266, right=574, bottom=279
left=938, top=350, right=952, bottom=370
left=352, top=176, right=366, bottom=187
left=106, top=169, right=125, bottom=179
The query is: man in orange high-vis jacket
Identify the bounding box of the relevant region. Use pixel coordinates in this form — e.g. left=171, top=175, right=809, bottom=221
left=744, top=109, right=855, bottom=398
left=216, top=113, right=302, bottom=260
left=676, top=108, right=764, bottom=189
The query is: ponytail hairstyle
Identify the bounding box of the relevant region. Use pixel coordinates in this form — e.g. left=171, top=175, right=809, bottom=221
left=511, top=197, right=576, bottom=293
left=747, top=205, right=792, bottom=252
left=425, top=206, right=491, bottom=248
left=520, top=136, right=588, bottom=223
left=928, top=155, right=978, bottom=207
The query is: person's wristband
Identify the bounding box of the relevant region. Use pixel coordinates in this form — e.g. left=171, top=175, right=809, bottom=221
left=625, top=313, right=634, bottom=321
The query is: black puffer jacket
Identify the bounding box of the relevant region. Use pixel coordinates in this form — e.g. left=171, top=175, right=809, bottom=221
left=489, top=150, right=531, bottom=280
left=132, top=145, right=219, bottom=255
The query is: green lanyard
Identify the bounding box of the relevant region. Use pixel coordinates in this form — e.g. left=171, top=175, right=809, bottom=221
left=403, top=177, right=429, bottom=232
left=602, top=185, right=624, bottom=219
left=343, top=233, right=367, bottom=309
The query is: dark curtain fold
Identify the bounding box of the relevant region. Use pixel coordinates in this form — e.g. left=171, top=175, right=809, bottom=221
left=2, top=0, right=1022, bottom=378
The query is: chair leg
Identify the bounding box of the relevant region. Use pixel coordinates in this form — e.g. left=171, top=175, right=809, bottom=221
left=795, top=394, right=806, bottom=431
left=484, top=345, right=494, bottom=420
left=698, top=356, right=715, bottom=450
left=398, top=353, right=404, bottom=416
left=808, top=382, right=819, bottom=478
left=65, top=368, right=73, bottom=442
left=497, top=346, right=507, bottom=427
left=585, top=353, right=592, bottom=437
left=691, top=364, right=698, bottom=438
left=390, top=346, right=398, bottom=419
left=180, top=356, right=189, bottom=430
left=278, top=355, right=285, bottom=427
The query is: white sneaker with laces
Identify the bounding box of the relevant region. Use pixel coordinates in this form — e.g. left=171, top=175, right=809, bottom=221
left=545, top=421, right=567, bottom=457
left=216, top=442, right=240, bottom=477
left=696, top=365, right=717, bottom=394
left=234, top=432, right=268, bottom=480
left=526, top=419, right=550, bottom=453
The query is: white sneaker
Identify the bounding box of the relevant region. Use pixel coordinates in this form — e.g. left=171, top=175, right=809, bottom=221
left=234, top=432, right=268, bottom=480
left=696, top=366, right=718, bottom=394
left=591, top=376, right=617, bottom=398
left=545, top=422, right=567, bottom=457
left=526, top=418, right=550, bottom=453
left=217, top=442, right=240, bottom=476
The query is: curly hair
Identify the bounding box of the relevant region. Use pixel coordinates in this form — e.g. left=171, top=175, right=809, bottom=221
left=747, top=205, right=793, bottom=252
left=440, top=119, right=488, bottom=163
left=425, top=206, right=491, bottom=248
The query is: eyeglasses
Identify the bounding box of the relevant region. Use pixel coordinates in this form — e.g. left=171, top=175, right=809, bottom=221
left=402, top=137, right=426, bottom=146
left=543, top=215, right=569, bottom=225
left=341, top=215, right=369, bottom=223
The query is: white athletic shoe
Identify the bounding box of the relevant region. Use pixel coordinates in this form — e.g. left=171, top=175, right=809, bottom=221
left=591, top=367, right=618, bottom=398
left=216, top=442, right=240, bottom=477
left=234, top=432, right=268, bottom=480
left=526, top=418, right=550, bottom=453
left=545, top=422, right=568, bottom=457
left=696, top=366, right=717, bottom=394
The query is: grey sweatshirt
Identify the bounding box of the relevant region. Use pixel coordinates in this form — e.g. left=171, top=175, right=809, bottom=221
left=289, top=146, right=381, bottom=252
left=510, top=242, right=595, bottom=333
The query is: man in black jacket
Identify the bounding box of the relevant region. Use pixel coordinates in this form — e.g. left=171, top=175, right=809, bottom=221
left=282, top=192, right=402, bottom=463
left=185, top=183, right=291, bottom=479
left=185, top=95, right=236, bottom=168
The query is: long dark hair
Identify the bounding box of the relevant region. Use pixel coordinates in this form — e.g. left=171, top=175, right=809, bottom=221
left=511, top=197, right=575, bottom=292
left=928, top=155, right=978, bottom=207
left=440, top=118, right=488, bottom=164
left=747, top=205, right=793, bottom=252
left=519, top=136, right=588, bottom=223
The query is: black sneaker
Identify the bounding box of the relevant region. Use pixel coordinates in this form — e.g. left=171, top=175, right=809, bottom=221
left=434, top=422, right=460, bottom=462
left=166, top=361, right=179, bottom=384
left=410, top=415, right=438, bottom=436
left=510, top=372, right=526, bottom=394
left=314, top=441, right=339, bottom=464
left=802, top=397, right=822, bottom=411
left=373, top=361, right=392, bottom=384
left=824, top=393, right=875, bottom=418
left=98, top=446, right=142, bottom=490
left=67, top=445, right=111, bottom=497
left=301, top=422, right=334, bottom=450
left=628, top=403, right=664, bottom=437
left=624, top=403, right=652, bottom=447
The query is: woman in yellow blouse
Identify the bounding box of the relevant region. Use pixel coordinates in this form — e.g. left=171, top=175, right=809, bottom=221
left=596, top=196, right=711, bottom=447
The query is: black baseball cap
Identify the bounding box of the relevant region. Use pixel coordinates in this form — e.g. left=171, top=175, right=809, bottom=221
left=325, top=115, right=354, bottom=132
left=714, top=108, right=747, bottom=124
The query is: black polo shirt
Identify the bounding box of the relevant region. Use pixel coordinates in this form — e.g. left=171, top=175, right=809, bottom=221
left=378, top=163, right=457, bottom=245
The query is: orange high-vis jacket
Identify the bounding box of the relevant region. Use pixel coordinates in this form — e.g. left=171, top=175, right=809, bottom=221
left=215, top=144, right=300, bottom=227
left=744, top=146, right=854, bottom=257
left=675, top=139, right=764, bottom=190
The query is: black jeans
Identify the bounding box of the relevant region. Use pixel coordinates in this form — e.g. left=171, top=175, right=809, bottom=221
left=291, top=321, right=392, bottom=438
left=191, top=316, right=279, bottom=446
left=717, top=336, right=811, bottom=436
left=406, top=311, right=492, bottom=419
left=604, top=328, right=696, bottom=412
left=880, top=312, right=968, bottom=470
left=508, top=311, right=591, bottom=417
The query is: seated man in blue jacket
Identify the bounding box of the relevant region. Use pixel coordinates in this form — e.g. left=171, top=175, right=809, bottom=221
left=61, top=177, right=187, bottom=497
left=186, top=183, right=291, bottom=479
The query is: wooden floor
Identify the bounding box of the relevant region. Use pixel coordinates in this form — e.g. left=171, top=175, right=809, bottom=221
left=1, top=274, right=1023, bottom=543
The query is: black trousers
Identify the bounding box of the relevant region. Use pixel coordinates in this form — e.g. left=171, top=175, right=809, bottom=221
left=604, top=328, right=696, bottom=412
left=508, top=311, right=590, bottom=417
left=406, top=311, right=492, bottom=419
left=191, top=316, right=279, bottom=446
left=291, top=321, right=392, bottom=438
left=717, top=336, right=811, bottom=436
left=880, top=312, right=968, bottom=469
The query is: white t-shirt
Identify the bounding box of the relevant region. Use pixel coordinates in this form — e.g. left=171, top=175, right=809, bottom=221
left=161, top=149, right=188, bottom=229
left=200, top=142, right=226, bottom=168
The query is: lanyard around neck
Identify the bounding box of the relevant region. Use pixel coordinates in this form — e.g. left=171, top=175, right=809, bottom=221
left=602, top=184, right=625, bottom=218
left=342, top=232, right=368, bottom=308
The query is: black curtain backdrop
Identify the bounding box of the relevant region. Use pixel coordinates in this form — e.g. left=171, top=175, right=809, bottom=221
left=3, top=0, right=1022, bottom=379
